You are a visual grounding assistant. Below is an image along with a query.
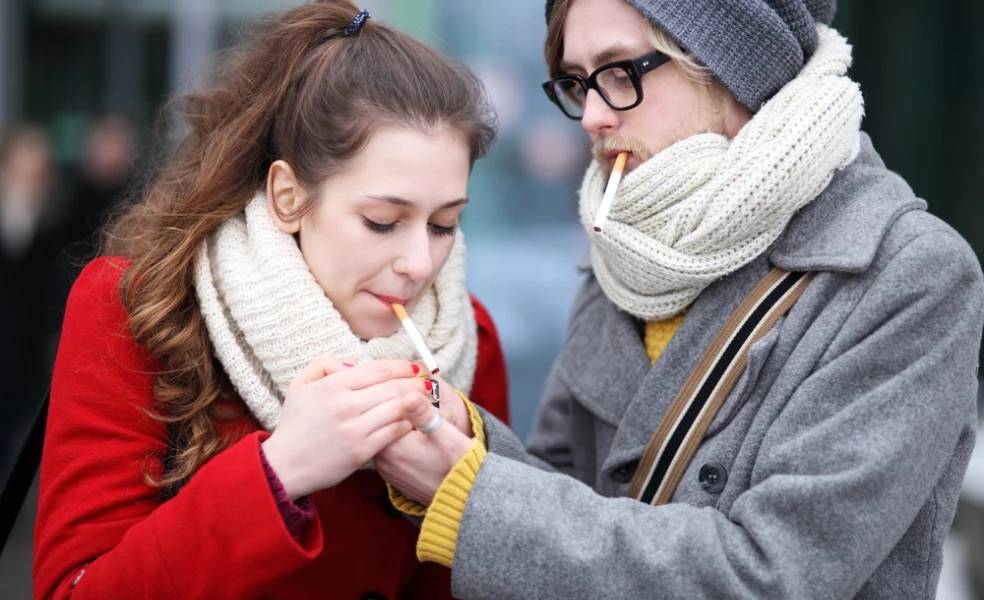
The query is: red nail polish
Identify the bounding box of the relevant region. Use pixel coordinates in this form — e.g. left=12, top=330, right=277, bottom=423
left=342, top=362, right=355, bottom=368
left=412, top=364, right=420, bottom=375
left=424, top=379, right=433, bottom=391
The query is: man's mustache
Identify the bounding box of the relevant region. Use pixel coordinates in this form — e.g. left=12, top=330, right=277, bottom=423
left=591, top=138, right=654, bottom=173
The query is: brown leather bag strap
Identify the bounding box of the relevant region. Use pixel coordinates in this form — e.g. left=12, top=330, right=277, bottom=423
left=628, top=268, right=815, bottom=506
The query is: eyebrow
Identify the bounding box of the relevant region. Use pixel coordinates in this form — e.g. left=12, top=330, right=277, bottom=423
left=367, top=195, right=469, bottom=209
left=559, top=44, right=641, bottom=74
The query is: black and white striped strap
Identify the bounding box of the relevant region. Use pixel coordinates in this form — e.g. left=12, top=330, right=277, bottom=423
left=628, top=269, right=814, bottom=506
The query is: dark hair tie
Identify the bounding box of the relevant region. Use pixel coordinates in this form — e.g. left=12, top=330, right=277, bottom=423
left=345, top=9, right=370, bottom=36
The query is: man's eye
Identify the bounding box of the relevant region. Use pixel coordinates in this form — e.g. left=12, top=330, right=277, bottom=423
left=363, top=218, right=397, bottom=234
left=613, top=74, right=633, bottom=87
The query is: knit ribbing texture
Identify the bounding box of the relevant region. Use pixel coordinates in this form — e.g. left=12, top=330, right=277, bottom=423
left=194, top=194, right=477, bottom=431
left=581, top=25, right=863, bottom=321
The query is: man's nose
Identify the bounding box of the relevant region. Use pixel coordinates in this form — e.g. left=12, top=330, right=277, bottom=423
left=580, top=89, right=618, bottom=135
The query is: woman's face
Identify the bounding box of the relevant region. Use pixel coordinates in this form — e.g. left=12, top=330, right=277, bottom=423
left=268, top=124, right=471, bottom=340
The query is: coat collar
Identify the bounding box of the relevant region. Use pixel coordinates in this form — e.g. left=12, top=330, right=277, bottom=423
left=768, top=132, right=926, bottom=272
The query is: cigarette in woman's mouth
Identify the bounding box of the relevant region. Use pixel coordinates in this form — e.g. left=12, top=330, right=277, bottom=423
left=391, top=303, right=440, bottom=375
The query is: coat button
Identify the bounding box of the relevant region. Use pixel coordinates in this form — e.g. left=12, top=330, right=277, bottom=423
left=359, top=593, right=388, bottom=600
left=610, top=461, right=638, bottom=484
left=698, top=462, right=727, bottom=494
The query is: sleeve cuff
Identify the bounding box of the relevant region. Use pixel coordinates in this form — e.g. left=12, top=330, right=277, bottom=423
left=387, top=482, right=428, bottom=518
left=460, top=391, right=487, bottom=447
left=259, top=440, right=315, bottom=537
left=416, top=438, right=487, bottom=567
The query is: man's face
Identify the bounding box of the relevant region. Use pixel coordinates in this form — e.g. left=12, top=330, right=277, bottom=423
left=561, top=0, right=748, bottom=175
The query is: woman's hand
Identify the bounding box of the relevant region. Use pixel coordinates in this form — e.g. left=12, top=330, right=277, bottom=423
left=261, top=356, right=431, bottom=500
left=375, top=394, right=473, bottom=506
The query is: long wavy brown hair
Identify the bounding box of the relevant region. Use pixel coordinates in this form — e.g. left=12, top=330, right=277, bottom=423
left=102, top=0, right=496, bottom=491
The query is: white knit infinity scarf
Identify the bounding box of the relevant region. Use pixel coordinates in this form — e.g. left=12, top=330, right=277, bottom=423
left=194, top=194, right=477, bottom=431
left=580, top=25, right=864, bottom=320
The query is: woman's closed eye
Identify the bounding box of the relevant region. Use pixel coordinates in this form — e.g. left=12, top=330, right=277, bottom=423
left=429, top=222, right=457, bottom=237
left=362, top=217, right=457, bottom=237
left=362, top=217, right=397, bottom=234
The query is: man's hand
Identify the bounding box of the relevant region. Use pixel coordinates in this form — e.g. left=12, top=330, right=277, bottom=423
left=420, top=368, right=474, bottom=438
left=375, top=394, right=474, bottom=506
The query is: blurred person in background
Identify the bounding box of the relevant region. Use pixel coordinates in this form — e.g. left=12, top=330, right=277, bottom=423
left=47, top=115, right=139, bottom=318
left=0, top=124, right=64, bottom=481
left=375, top=0, right=984, bottom=598
left=32, top=2, right=509, bottom=599
left=65, top=115, right=137, bottom=255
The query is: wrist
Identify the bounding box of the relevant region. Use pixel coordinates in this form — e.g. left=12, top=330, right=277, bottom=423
left=261, top=436, right=308, bottom=501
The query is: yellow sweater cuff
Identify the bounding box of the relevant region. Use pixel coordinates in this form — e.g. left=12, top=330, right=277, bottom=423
left=417, top=438, right=487, bottom=567
left=387, top=483, right=428, bottom=518
left=460, top=391, right=487, bottom=447
left=387, top=392, right=488, bottom=519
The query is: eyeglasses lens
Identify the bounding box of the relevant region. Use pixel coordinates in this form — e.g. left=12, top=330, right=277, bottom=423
left=552, top=79, right=587, bottom=118
left=596, top=67, right=637, bottom=109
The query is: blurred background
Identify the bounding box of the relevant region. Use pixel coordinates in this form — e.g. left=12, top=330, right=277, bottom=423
left=0, top=0, right=982, bottom=597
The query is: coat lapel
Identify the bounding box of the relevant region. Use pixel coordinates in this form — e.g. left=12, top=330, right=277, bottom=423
left=556, top=294, right=650, bottom=428
left=601, top=256, right=771, bottom=472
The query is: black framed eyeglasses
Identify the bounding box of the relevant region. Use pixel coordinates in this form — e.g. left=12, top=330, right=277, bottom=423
left=542, top=49, right=671, bottom=120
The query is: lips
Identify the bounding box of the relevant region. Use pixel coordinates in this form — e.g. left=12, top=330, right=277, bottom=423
left=371, top=292, right=414, bottom=306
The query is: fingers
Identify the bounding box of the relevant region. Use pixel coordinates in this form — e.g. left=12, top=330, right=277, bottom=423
left=403, top=393, right=440, bottom=431
left=360, top=396, right=414, bottom=434
left=347, top=376, right=429, bottom=415
left=328, top=359, right=421, bottom=391
left=289, top=354, right=348, bottom=393
left=365, top=419, right=414, bottom=455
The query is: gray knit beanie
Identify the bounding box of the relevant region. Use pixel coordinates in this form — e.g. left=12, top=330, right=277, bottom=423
left=545, top=0, right=837, bottom=112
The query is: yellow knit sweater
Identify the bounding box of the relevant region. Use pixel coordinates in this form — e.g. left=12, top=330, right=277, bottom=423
left=405, top=315, right=687, bottom=566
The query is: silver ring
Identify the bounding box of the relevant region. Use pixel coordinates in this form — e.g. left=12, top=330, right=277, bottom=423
left=419, top=411, right=443, bottom=435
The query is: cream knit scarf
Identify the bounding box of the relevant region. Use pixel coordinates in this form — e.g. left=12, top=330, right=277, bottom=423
left=193, top=194, right=477, bottom=431
left=580, top=25, right=864, bottom=320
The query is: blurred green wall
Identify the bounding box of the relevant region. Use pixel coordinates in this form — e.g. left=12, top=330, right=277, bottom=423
left=835, top=0, right=984, bottom=262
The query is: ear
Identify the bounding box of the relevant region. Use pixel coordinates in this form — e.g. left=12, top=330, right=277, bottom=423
left=266, top=160, right=305, bottom=234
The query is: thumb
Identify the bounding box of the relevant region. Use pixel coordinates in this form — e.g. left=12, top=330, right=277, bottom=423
left=403, top=392, right=458, bottom=442
left=403, top=393, right=473, bottom=464
left=403, top=392, right=437, bottom=429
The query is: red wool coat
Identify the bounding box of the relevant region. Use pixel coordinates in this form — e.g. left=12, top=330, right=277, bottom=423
left=33, top=257, right=510, bottom=600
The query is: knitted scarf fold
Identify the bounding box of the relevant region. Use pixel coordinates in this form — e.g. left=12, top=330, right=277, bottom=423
left=580, top=25, right=864, bottom=320
left=193, top=194, right=477, bottom=431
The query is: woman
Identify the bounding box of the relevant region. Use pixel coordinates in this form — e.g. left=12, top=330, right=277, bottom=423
left=32, top=2, right=508, bottom=599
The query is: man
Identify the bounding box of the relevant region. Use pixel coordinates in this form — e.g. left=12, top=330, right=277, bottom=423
left=376, top=0, right=984, bottom=597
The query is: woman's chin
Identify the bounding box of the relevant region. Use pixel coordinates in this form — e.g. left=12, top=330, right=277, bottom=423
left=350, top=319, right=401, bottom=341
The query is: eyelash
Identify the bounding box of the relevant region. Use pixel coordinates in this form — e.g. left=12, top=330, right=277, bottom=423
left=362, top=218, right=457, bottom=237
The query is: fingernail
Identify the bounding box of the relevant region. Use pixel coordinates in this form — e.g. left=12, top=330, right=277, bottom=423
left=343, top=362, right=355, bottom=368
left=412, top=364, right=420, bottom=375
left=424, top=379, right=433, bottom=391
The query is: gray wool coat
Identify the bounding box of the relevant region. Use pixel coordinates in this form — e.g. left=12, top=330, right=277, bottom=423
left=451, top=133, right=984, bottom=600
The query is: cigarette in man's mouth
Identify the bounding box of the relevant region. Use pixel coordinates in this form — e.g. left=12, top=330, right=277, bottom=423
left=391, top=303, right=440, bottom=375
left=592, top=151, right=628, bottom=232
